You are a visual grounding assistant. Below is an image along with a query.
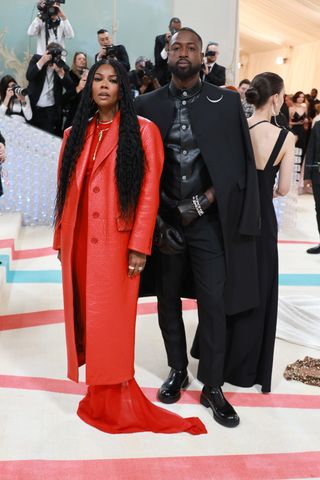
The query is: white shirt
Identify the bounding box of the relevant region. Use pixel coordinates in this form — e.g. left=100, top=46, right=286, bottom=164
left=36, top=66, right=55, bottom=107
left=0, top=96, right=32, bottom=121
left=27, top=16, right=75, bottom=55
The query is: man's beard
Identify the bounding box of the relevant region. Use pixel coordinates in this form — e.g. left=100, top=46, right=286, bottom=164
left=168, top=61, right=202, bottom=80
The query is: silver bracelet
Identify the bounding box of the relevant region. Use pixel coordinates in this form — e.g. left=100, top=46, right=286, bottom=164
left=192, top=195, right=205, bottom=216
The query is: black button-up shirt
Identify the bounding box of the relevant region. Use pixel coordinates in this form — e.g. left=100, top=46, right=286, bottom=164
left=161, top=80, right=211, bottom=200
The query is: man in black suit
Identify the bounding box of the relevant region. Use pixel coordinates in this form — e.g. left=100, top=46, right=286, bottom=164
left=136, top=28, right=260, bottom=428
left=154, top=17, right=181, bottom=86
left=26, top=42, right=74, bottom=136
left=95, top=29, right=130, bottom=71
left=202, top=41, right=226, bottom=86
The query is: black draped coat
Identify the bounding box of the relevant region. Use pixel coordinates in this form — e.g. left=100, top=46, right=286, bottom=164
left=136, top=82, right=261, bottom=315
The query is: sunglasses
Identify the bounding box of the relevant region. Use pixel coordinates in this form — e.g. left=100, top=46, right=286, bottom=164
left=206, top=51, right=217, bottom=57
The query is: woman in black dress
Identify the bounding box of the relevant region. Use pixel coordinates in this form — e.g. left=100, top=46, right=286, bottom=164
left=289, top=91, right=308, bottom=161
left=225, top=72, right=295, bottom=393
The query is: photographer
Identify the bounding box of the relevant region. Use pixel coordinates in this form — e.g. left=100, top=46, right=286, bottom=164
left=26, top=42, right=74, bottom=136
left=0, top=75, right=32, bottom=122
left=129, top=56, right=160, bottom=97
left=95, top=29, right=130, bottom=71
left=27, top=1, right=74, bottom=55
left=201, top=41, right=226, bottom=87
left=154, top=17, right=181, bottom=86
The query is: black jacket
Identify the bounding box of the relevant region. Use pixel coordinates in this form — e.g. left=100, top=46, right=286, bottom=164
left=154, top=34, right=170, bottom=85
left=0, top=131, right=5, bottom=196
left=26, top=54, right=74, bottom=111
left=305, top=121, right=320, bottom=184
left=135, top=81, right=260, bottom=314
left=202, top=63, right=226, bottom=87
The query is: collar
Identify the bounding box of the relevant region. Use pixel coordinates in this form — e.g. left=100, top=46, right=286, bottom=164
left=169, top=79, right=202, bottom=99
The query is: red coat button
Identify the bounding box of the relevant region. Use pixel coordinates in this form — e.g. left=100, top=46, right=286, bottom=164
left=93, top=186, right=100, bottom=193
left=93, top=212, right=100, bottom=218
left=91, top=237, right=98, bottom=244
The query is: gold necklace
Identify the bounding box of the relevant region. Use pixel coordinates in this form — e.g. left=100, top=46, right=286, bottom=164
left=92, top=117, right=113, bottom=161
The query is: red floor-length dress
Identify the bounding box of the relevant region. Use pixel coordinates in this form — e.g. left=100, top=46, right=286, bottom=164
left=71, top=121, right=206, bottom=435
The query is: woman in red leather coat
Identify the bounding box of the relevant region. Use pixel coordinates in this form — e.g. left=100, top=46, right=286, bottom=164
left=53, top=59, right=206, bottom=435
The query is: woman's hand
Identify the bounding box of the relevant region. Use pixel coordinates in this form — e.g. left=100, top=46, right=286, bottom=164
left=4, top=87, right=14, bottom=107
left=128, top=250, right=146, bottom=278
left=0, top=143, right=6, bottom=163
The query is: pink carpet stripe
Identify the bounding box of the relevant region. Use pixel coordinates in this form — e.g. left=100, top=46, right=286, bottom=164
left=0, top=310, right=64, bottom=331
left=278, top=239, right=318, bottom=244
left=1, top=452, right=320, bottom=480
left=0, top=238, right=55, bottom=259
left=1, top=374, right=320, bottom=409
left=0, top=300, right=197, bottom=331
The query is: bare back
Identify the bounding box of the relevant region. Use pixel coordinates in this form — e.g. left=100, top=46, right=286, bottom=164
left=247, top=119, right=295, bottom=196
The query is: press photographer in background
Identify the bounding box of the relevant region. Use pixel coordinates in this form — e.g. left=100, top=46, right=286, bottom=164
left=62, top=55, right=89, bottom=128
left=129, top=56, right=160, bottom=97
left=0, top=75, right=32, bottom=122
left=26, top=42, right=74, bottom=136
left=94, top=29, right=130, bottom=71
left=201, top=41, right=226, bottom=87
left=27, top=1, right=74, bottom=56
left=154, top=17, right=182, bottom=86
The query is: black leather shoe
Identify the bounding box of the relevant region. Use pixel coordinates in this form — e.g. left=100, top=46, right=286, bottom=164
left=200, top=385, right=240, bottom=428
left=306, top=245, right=320, bottom=254
left=157, top=368, right=189, bottom=404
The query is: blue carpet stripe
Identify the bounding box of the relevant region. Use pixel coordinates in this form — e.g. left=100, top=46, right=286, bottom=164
left=0, top=255, right=61, bottom=283
left=1, top=254, right=320, bottom=286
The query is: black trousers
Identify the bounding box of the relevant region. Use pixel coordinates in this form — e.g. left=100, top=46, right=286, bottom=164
left=155, top=210, right=226, bottom=386
left=29, top=106, right=61, bottom=136
left=312, top=181, right=320, bottom=235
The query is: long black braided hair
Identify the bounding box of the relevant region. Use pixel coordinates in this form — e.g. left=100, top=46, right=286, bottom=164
left=54, top=59, right=145, bottom=224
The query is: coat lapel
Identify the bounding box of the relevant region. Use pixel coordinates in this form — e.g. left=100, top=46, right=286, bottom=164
left=73, top=118, right=96, bottom=189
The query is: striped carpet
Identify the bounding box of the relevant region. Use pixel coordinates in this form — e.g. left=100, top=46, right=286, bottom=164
left=0, top=194, right=319, bottom=480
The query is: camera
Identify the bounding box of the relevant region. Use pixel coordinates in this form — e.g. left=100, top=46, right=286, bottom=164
left=12, top=84, right=28, bottom=97
left=101, top=45, right=119, bottom=59
left=37, top=1, right=66, bottom=21
left=205, top=51, right=217, bottom=57
left=47, top=45, right=67, bottom=68
left=137, top=60, right=155, bottom=80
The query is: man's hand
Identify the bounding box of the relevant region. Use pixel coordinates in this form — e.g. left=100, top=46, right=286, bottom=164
left=128, top=250, right=146, bottom=277
left=53, top=64, right=65, bottom=78
left=154, top=216, right=185, bottom=255
left=38, top=52, right=52, bottom=69
left=54, top=3, right=66, bottom=20
left=176, top=189, right=214, bottom=226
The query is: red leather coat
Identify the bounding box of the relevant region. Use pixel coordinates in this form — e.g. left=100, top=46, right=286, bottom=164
left=53, top=113, right=164, bottom=384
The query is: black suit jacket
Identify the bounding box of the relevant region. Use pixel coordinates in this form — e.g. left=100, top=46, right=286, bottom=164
left=0, top=131, right=4, bottom=196
left=26, top=55, right=74, bottom=111
left=154, top=33, right=170, bottom=85
left=94, top=44, right=130, bottom=71
left=305, top=121, right=320, bottom=184
left=203, top=63, right=226, bottom=86
left=135, top=81, right=260, bottom=314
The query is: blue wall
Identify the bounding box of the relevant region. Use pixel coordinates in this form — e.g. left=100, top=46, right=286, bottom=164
left=0, top=0, right=173, bottom=80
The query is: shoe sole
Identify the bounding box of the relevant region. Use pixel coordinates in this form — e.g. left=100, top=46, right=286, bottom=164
left=157, top=377, right=190, bottom=404
left=200, top=393, right=240, bottom=428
